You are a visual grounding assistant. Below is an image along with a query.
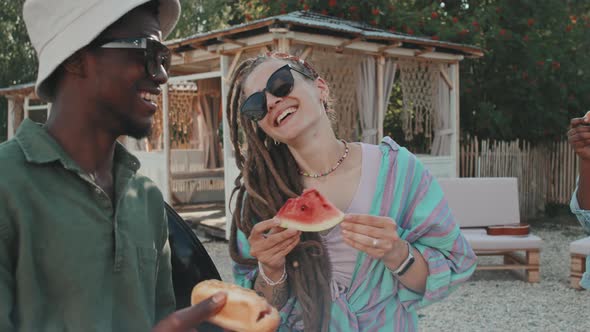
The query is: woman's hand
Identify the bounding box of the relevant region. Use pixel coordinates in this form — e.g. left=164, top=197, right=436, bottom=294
left=248, top=218, right=301, bottom=277
left=341, top=214, right=408, bottom=269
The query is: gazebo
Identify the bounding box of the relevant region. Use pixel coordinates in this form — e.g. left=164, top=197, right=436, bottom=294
left=1, top=11, right=483, bottom=238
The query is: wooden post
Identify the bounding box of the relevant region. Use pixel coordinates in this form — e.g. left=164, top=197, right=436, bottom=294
left=162, top=83, right=171, bottom=203
left=277, top=36, right=290, bottom=53
left=376, top=55, right=385, bottom=141
left=24, top=96, right=30, bottom=120
left=221, top=55, right=238, bottom=240
left=7, top=98, right=15, bottom=140
left=450, top=62, right=460, bottom=177
left=526, top=250, right=540, bottom=283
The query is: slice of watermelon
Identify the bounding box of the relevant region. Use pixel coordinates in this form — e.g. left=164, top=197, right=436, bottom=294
left=276, top=189, right=344, bottom=232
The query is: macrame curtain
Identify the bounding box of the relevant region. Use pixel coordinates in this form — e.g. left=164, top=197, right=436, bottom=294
left=304, top=48, right=361, bottom=141
left=398, top=60, right=440, bottom=145
left=356, top=57, right=397, bottom=144
left=169, top=83, right=198, bottom=148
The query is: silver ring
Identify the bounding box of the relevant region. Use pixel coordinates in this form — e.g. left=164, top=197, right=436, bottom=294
left=372, top=238, right=379, bottom=248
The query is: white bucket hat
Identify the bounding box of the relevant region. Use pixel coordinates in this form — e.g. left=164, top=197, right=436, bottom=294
left=23, top=0, right=181, bottom=101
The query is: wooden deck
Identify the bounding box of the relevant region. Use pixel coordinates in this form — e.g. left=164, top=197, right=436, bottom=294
left=177, top=203, right=226, bottom=239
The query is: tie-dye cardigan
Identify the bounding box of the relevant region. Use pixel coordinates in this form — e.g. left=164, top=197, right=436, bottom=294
left=232, top=137, right=477, bottom=331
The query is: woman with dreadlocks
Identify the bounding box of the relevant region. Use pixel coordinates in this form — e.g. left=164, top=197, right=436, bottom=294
left=226, top=52, right=476, bottom=331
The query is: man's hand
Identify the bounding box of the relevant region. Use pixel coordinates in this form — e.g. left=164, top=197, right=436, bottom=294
left=568, top=112, right=590, bottom=161
left=152, top=292, right=227, bottom=332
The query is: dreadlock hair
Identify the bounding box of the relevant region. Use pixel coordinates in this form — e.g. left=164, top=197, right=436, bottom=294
left=226, top=53, right=335, bottom=332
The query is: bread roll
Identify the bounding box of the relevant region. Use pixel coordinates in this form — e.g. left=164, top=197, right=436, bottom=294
left=191, top=279, right=280, bottom=332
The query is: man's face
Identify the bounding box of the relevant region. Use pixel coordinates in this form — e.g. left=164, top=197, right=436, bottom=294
left=87, top=5, right=167, bottom=139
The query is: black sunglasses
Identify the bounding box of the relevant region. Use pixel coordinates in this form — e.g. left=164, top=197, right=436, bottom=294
left=92, top=37, right=171, bottom=77
left=240, top=64, right=315, bottom=121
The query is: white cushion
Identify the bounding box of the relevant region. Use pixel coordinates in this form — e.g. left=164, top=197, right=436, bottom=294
left=462, top=228, right=543, bottom=251
left=570, top=237, right=590, bottom=255
left=438, top=177, right=520, bottom=228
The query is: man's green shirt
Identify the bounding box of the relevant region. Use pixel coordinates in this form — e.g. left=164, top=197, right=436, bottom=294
left=0, top=119, right=175, bottom=331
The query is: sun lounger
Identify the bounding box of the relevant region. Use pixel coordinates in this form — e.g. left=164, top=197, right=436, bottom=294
left=438, top=177, right=542, bottom=282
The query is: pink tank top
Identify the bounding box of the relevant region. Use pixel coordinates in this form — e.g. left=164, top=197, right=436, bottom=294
left=320, top=143, right=381, bottom=300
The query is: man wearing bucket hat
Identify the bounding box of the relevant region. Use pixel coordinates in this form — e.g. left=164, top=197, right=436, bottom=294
left=0, top=0, right=225, bottom=331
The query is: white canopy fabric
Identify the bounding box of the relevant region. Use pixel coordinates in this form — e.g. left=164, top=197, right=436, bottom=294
left=356, top=57, right=397, bottom=144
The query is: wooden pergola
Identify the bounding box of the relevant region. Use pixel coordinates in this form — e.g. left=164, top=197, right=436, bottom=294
left=1, top=11, right=483, bottom=238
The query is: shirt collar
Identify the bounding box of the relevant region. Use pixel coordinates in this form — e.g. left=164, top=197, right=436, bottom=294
left=15, top=119, right=141, bottom=173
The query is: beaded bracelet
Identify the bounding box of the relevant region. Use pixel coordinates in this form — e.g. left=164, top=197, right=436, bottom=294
left=258, top=261, right=287, bottom=286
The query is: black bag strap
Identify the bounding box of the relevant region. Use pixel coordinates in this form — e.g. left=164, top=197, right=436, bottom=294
left=165, top=203, right=222, bottom=309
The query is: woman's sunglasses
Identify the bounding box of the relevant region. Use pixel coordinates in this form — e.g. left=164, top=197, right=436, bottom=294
left=240, top=64, right=315, bottom=121
left=92, top=37, right=171, bottom=78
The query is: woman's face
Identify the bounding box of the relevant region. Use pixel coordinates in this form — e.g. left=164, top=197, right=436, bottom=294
left=242, top=59, right=327, bottom=144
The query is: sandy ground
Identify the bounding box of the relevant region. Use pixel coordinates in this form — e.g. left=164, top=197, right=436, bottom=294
left=191, top=210, right=589, bottom=331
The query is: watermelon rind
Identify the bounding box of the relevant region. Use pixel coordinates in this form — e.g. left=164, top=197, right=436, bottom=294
left=278, top=211, right=345, bottom=232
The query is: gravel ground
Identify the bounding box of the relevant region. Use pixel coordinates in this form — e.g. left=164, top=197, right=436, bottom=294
left=196, top=214, right=589, bottom=331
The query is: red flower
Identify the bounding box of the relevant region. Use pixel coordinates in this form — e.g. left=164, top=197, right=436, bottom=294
left=552, top=61, right=560, bottom=70
left=472, top=21, right=479, bottom=28
left=321, top=9, right=328, bottom=15
left=571, top=15, right=578, bottom=24
left=389, top=27, right=396, bottom=32
left=370, top=20, right=378, bottom=26
left=431, top=35, right=440, bottom=40
left=536, top=60, right=545, bottom=66
left=452, top=17, right=459, bottom=23
left=349, top=6, right=358, bottom=12
left=458, top=28, right=469, bottom=36
left=527, top=18, right=535, bottom=27
left=407, top=28, right=414, bottom=35
left=328, top=0, right=337, bottom=7
left=566, top=24, right=573, bottom=32
left=499, top=29, right=506, bottom=36
left=303, top=4, right=309, bottom=10
left=372, top=8, right=380, bottom=16
left=280, top=9, right=287, bottom=14
left=245, top=14, right=252, bottom=21
left=431, top=12, right=439, bottom=19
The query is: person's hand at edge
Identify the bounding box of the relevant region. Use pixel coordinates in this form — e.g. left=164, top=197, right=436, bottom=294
left=152, top=292, right=227, bottom=332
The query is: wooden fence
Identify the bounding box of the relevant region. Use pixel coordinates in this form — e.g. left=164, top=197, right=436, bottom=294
left=460, top=137, right=578, bottom=219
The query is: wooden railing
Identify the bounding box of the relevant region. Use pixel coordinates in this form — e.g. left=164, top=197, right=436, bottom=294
left=460, top=137, right=578, bottom=219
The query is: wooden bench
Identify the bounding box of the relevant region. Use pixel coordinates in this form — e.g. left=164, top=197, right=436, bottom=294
left=570, top=237, right=590, bottom=289
left=438, top=177, right=543, bottom=283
